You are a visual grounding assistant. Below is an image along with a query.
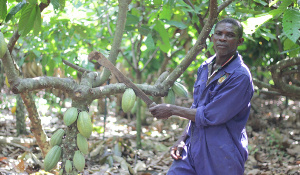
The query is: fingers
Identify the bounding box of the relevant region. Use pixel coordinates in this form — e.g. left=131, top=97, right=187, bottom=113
left=170, top=147, right=182, bottom=160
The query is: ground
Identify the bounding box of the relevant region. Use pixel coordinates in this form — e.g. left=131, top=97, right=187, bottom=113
left=0, top=89, right=300, bottom=175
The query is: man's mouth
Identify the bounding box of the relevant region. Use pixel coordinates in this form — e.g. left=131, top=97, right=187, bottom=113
left=216, top=44, right=227, bottom=48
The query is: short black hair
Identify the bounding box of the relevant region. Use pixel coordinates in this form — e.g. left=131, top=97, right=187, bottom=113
left=215, top=18, right=243, bottom=38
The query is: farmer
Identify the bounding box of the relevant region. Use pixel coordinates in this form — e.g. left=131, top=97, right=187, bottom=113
left=149, top=18, right=254, bottom=174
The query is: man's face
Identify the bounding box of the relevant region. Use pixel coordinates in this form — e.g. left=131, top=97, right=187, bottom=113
left=212, top=23, right=243, bottom=58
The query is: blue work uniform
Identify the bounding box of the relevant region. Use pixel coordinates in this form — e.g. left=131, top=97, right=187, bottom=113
left=168, top=52, right=254, bottom=175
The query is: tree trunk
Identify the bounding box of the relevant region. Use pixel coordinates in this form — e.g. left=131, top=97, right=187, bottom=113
left=16, top=94, right=27, bottom=136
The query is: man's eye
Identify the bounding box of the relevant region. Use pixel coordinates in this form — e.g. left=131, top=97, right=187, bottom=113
left=227, top=34, right=235, bottom=37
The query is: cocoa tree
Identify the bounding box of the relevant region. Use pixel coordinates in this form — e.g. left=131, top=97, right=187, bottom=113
left=1, top=0, right=299, bottom=174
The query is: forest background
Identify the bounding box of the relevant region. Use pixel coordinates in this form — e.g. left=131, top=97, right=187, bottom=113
left=0, top=0, right=300, bottom=174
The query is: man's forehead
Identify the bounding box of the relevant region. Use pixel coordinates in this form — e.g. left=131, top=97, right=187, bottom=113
left=215, top=23, right=238, bottom=33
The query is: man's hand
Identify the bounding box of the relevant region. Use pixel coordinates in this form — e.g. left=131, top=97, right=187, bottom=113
left=170, top=141, right=185, bottom=160
left=149, top=104, right=173, bottom=119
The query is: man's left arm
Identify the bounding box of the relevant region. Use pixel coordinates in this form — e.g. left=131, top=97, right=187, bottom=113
left=195, top=74, right=253, bottom=127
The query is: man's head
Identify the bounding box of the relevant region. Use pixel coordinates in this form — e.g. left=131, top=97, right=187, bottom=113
left=215, top=18, right=243, bottom=38
left=212, top=18, right=244, bottom=59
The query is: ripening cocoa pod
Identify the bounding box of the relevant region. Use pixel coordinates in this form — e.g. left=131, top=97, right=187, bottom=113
left=122, top=88, right=136, bottom=113
left=164, top=89, right=175, bottom=104
left=77, top=111, right=93, bottom=138
left=44, top=145, right=62, bottom=172
left=73, top=150, right=85, bottom=171
left=172, top=82, right=188, bottom=98
left=0, top=32, right=7, bottom=58
left=50, top=129, right=65, bottom=147
left=77, top=133, right=89, bottom=154
left=63, top=107, right=78, bottom=126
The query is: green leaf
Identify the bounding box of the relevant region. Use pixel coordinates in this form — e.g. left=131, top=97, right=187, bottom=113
left=33, top=6, right=41, bottom=36
left=283, top=38, right=300, bottom=57
left=19, top=4, right=37, bottom=37
left=269, top=0, right=280, bottom=7
left=28, top=0, right=37, bottom=5
left=126, top=14, right=139, bottom=26
left=253, top=0, right=268, bottom=6
left=154, top=20, right=171, bottom=53
left=51, top=0, right=60, bottom=10
left=0, top=0, right=7, bottom=21
left=165, top=20, right=187, bottom=29
left=160, top=5, right=171, bottom=20
left=283, top=9, right=300, bottom=43
left=242, top=13, right=273, bottom=34
left=138, top=25, right=151, bottom=36
left=153, top=0, right=162, bottom=6
left=145, top=34, right=155, bottom=50
left=59, top=0, right=65, bottom=10
left=5, top=0, right=26, bottom=22
left=242, top=0, right=293, bottom=34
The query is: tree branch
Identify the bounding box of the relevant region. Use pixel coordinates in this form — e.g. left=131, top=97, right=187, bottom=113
left=217, top=0, right=235, bottom=13
left=12, top=76, right=77, bottom=94
left=62, top=59, right=91, bottom=73
left=161, top=0, right=219, bottom=91
left=97, top=0, right=132, bottom=85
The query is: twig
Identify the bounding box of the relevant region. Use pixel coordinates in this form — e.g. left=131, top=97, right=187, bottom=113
left=62, top=59, right=91, bottom=73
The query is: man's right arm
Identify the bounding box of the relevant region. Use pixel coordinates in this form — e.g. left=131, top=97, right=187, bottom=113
left=170, top=122, right=189, bottom=160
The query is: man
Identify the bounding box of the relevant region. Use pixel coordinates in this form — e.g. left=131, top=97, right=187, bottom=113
left=149, top=18, right=254, bottom=174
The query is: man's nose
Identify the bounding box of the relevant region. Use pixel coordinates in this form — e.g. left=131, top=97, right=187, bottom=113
left=219, top=34, right=227, bottom=41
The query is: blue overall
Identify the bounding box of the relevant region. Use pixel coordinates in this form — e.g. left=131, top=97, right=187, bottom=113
left=167, top=53, right=254, bottom=175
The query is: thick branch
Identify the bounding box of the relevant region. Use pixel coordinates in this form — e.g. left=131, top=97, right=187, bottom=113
left=12, top=77, right=77, bottom=94
left=161, top=0, right=219, bottom=90
left=20, top=92, right=50, bottom=157
left=97, top=0, right=132, bottom=86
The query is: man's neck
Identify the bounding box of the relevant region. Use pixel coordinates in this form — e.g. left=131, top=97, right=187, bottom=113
left=215, top=52, right=236, bottom=66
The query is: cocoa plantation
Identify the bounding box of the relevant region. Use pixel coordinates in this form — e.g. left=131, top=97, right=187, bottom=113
left=0, top=0, right=300, bottom=174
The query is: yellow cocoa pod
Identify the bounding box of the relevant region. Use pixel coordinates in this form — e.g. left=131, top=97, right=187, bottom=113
left=44, top=145, right=62, bottom=172
left=73, top=150, right=85, bottom=172
left=172, top=82, right=188, bottom=98
left=121, top=88, right=136, bottom=113
left=50, top=129, right=65, bottom=147
left=65, top=159, right=72, bottom=173
left=164, top=89, right=175, bottom=104
left=63, top=107, right=78, bottom=126
left=0, top=32, right=7, bottom=58
left=77, top=111, right=93, bottom=138
left=11, top=106, right=16, bottom=114
left=77, top=133, right=89, bottom=154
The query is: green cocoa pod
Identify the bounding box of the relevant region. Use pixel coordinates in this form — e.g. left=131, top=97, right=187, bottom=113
left=164, top=89, right=175, bottom=104
left=73, top=150, right=85, bottom=172
left=130, top=101, right=137, bottom=114
left=172, top=82, right=188, bottom=98
left=58, top=169, right=63, bottom=175
left=0, top=32, right=7, bottom=58
left=44, top=145, right=62, bottom=172
left=50, top=129, right=65, bottom=147
left=77, top=111, right=93, bottom=138
left=122, top=88, right=136, bottom=113
left=63, top=107, right=78, bottom=126
left=77, top=133, right=89, bottom=154
left=65, top=160, right=72, bottom=173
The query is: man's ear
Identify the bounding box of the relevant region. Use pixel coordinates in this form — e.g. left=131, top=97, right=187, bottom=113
left=238, top=38, right=244, bottom=46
